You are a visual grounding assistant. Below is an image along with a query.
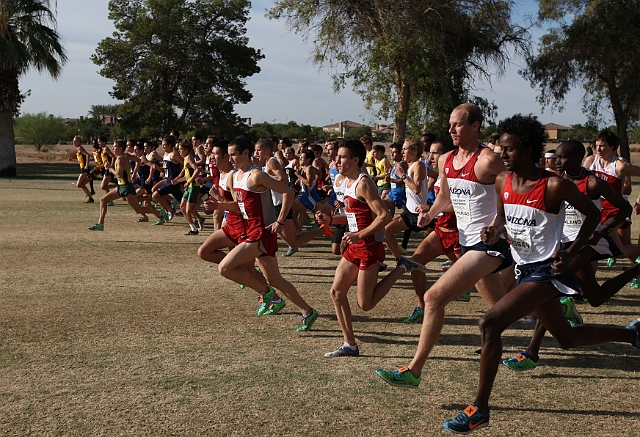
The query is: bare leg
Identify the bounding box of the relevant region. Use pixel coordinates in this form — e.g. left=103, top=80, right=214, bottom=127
left=329, top=258, right=360, bottom=345
left=385, top=215, right=408, bottom=260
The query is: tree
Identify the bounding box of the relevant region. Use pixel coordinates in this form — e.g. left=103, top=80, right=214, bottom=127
left=0, top=0, right=67, bottom=176
left=268, top=0, right=528, bottom=142
left=13, top=112, right=65, bottom=150
left=92, top=0, right=263, bottom=139
left=521, top=0, right=640, bottom=160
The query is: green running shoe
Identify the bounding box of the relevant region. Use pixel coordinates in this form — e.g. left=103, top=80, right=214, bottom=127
left=88, top=223, right=104, bottom=231
left=159, top=208, right=169, bottom=221
left=502, top=351, right=538, bottom=372
left=256, top=286, right=276, bottom=316
left=153, top=218, right=166, bottom=226
left=443, top=403, right=490, bottom=434
left=630, top=277, right=640, bottom=289
left=263, top=299, right=286, bottom=315
left=560, top=296, right=583, bottom=327
left=403, top=307, right=424, bottom=324
left=606, top=257, right=616, bottom=268
left=375, top=366, right=421, bottom=388
left=106, top=202, right=115, bottom=207
left=296, top=308, right=318, bottom=332
left=456, top=292, right=471, bottom=302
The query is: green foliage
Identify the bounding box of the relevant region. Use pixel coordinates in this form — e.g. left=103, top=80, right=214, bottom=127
left=268, top=0, right=529, bottom=142
left=522, top=0, right=640, bottom=160
left=559, top=123, right=598, bottom=142
left=92, top=0, right=263, bottom=138
left=247, top=121, right=317, bottom=142
left=344, top=126, right=371, bottom=139
left=14, top=112, right=65, bottom=150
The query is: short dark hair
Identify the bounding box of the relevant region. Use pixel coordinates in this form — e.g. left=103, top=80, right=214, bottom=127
left=338, top=139, right=366, bottom=167
left=229, top=135, right=254, bottom=155
left=301, top=149, right=315, bottom=163
left=256, top=137, right=273, bottom=151
left=179, top=139, right=193, bottom=152
left=596, top=129, right=620, bottom=150
left=497, top=114, right=546, bottom=163
left=99, top=135, right=108, bottom=143
left=434, top=138, right=454, bottom=153
left=310, top=144, right=323, bottom=155
left=213, top=140, right=229, bottom=155
left=373, top=144, right=385, bottom=154
left=114, top=139, right=126, bottom=150
left=421, top=133, right=436, bottom=143
left=280, top=137, right=292, bottom=148
left=192, top=134, right=202, bottom=141
left=163, top=135, right=176, bottom=146
left=389, top=142, right=402, bottom=152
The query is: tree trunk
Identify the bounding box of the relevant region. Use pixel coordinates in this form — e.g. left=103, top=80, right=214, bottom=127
left=0, top=109, right=17, bottom=177
left=608, top=79, right=630, bottom=161
left=393, top=71, right=410, bottom=143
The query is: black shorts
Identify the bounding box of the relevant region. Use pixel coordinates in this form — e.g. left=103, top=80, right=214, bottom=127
left=275, top=203, right=294, bottom=220
left=461, top=239, right=513, bottom=273
left=400, top=210, right=434, bottom=232
left=515, top=259, right=580, bottom=296
left=158, top=183, right=183, bottom=200
left=332, top=224, right=348, bottom=244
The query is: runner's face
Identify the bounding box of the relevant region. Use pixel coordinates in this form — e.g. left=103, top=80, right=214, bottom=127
left=428, top=144, right=444, bottom=169
left=228, top=145, right=246, bottom=167
left=595, top=139, right=613, bottom=159
left=555, top=145, right=578, bottom=174
left=162, top=141, right=173, bottom=153
left=401, top=143, right=416, bottom=161
left=499, top=133, right=527, bottom=171
left=211, top=147, right=227, bottom=168
left=178, top=145, right=189, bottom=157
left=449, top=109, right=478, bottom=148
left=390, top=148, right=402, bottom=162
left=254, top=144, right=269, bottom=164
left=337, top=147, right=358, bottom=175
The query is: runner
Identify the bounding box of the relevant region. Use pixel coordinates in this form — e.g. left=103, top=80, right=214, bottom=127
left=375, top=103, right=512, bottom=387
left=216, top=136, right=319, bottom=332
left=70, top=135, right=94, bottom=203
left=88, top=140, right=164, bottom=231
left=442, top=114, right=639, bottom=434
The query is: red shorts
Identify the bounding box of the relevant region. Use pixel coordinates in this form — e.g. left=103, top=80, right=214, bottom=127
left=435, top=226, right=461, bottom=254
left=240, top=228, right=278, bottom=257
left=343, top=242, right=385, bottom=270
left=222, top=224, right=244, bottom=245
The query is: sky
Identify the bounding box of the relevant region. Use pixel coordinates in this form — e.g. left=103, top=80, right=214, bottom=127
left=19, top=0, right=589, bottom=129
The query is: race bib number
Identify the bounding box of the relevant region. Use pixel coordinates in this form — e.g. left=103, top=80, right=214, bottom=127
left=391, top=182, right=397, bottom=189
left=238, top=202, right=249, bottom=219
left=451, top=197, right=471, bottom=223
left=564, top=204, right=583, bottom=228
left=508, top=227, right=532, bottom=254
left=347, top=212, right=359, bottom=232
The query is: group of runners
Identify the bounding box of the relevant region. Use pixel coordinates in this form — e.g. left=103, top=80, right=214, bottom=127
left=74, top=103, right=640, bottom=434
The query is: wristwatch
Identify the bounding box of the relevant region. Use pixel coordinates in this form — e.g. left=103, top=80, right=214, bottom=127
left=401, top=175, right=407, bottom=180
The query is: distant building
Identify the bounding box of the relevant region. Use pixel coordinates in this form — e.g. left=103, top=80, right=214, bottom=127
left=544, top=123, right=573, bottom=140
left=235, top=118, right=252, bottom=134
left=373, top=123, right=394, bottom=140
left=322, top=120, right=369, bottom=137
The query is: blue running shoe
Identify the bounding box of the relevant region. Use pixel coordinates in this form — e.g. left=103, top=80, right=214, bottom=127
left=607, top=257, right=616, bottom=268
left=403, top=307, right=424, bottom=324
left=443, top=403, right=490, bottom=434
left=626, top=318, right=640, bottom=349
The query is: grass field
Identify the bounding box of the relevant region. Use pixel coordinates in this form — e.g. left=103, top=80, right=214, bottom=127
left=0, top=177, right=639, bottom=436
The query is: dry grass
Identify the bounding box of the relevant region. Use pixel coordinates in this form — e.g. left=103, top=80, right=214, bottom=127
left=0, top=179, right=639, bottom=436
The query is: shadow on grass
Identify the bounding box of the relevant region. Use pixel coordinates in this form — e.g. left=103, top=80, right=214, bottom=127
left=8, top=162, right=81, bottom=180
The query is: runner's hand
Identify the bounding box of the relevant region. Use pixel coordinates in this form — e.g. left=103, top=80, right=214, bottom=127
left=316, top=211, right=330, bottom=225
left=551, top=250, right=572, bottom=275
left=417, top=211, right=431, bottom=228
left=481, top=226, right=499, bottom=245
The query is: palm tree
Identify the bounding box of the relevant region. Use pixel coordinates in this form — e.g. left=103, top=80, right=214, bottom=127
left=0, top=0, right=67, bottom=176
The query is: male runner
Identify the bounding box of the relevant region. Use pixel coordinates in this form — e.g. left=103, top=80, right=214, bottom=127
left=443, top=114, right=639, bottom=434
left=375, top=103, right=512, bottom=386
left=216, top=136, right=319, bottom=331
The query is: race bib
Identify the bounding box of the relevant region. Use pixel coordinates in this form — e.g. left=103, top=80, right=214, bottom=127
left=238, top=202, right=249, bottom=219
left=347, top=212, right=359, bottom=232
left=391, top=182, right=397, bottom=189
left=451, top=197, right=471, bottom=222
left=508, top=227, right=532, bottom=254
left=564, top=204, right=583, bottom=228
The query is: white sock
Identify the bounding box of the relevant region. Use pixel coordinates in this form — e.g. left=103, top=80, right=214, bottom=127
left=343, top=342, right=357, bottom=350
left=190, top=223, right=197, bottom=231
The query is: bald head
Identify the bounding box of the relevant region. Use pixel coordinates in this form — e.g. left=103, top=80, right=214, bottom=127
left=557, top=140, right=585, bottom=161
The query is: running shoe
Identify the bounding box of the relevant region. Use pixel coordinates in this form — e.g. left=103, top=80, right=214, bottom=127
left=522, top=315, right=537, bottom=324
left=456, top=292, right=471, bottom=302
left=296, top=308, right=319, bottom=332
left=303, top=224, right=319, bottom=230
left=159, top=208, right=169, bottom=221
left=153, top=218, right=166, bottom=225
left=397, top=257, right=428, bottom=273
left=626, top=318, right=640, bottom=349
left=88, top=223, right=104, bottom=231
left=573, top=294, right=588, bottom=304
left=195, top=220, right=202, bottom=231
left=283, top=247, right=298, bottom=257
left=168, top=210, right=175, bottom=221
left=198, top=218, right=206, bottom=230
left=324, top=344, right=359, bottom=357
left=443, top=403, right=490, bottom=434
left=560, top=296, right=583, bottom=327
left=502, top=351, right=538, bottom=372
left=263, top=299, right=286, bottom=315
left=630, top=278, right=640, bottom=289
left=375, top=366, right=421, bottom=388
left=607, top=257, right=616, bottom=268
left=106, top=202, right=115, bottom=206
left=320, top=223, right=334, bottom=237
left=403, top=306, right=424, bottom=324
left=256, top=286, right=276, bottom=316
left=84, top=198, right=94, bottom=203
left=185, top=230, right=199, bottom=235
left=398, top=246, right=407, bottom=255
left=138, top=216, right=149, bottom=222
left=239, top=284, right=245, bottom=289
left=90, top=188, right=95, bottom=195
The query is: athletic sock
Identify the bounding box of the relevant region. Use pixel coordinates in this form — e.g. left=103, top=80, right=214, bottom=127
left=343, top=342, right=357, bottom=351
left=190, top=223, right=197, bottom=231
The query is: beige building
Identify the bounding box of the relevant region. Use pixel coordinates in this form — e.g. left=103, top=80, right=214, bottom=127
left=544, top=123, right=572, bottom=140
left=322, top=120, right=369, bottom=137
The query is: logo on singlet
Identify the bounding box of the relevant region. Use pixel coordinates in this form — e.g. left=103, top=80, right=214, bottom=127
left=450, top=187, right=471, bottom=196
left=236, top=191, right=245, bottom=202
left=506, top=215, right=537, bottom=226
